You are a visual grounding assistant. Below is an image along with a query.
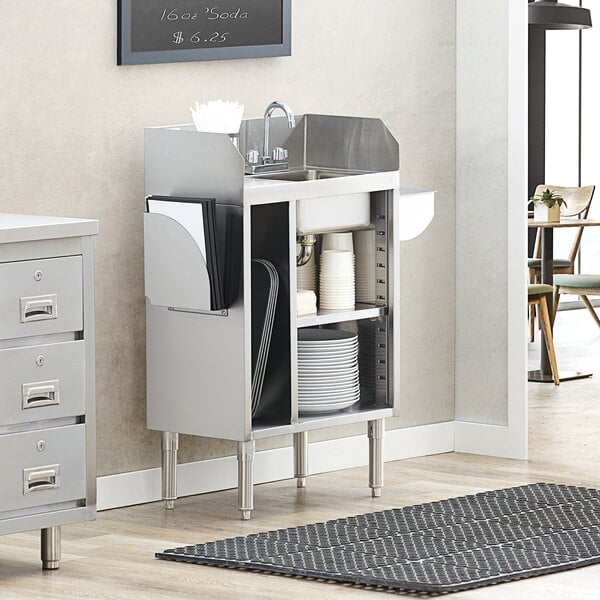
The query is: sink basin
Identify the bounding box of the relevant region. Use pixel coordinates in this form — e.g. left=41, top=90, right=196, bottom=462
left=250, top=167, right=372, bottom=234
left=253, top=168, right=366, bottom=182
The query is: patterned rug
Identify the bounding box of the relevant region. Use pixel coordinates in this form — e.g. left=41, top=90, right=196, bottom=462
left=156, top=483, right=600, bottom=594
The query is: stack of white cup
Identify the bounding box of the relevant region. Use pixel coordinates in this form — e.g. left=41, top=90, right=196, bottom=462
left=320, top=249, right=355, bottom=310
left=322, top=232, right=354, bottom=253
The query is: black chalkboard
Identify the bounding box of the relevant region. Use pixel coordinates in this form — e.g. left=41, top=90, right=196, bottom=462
left=118, top=0, right=291, bottom=64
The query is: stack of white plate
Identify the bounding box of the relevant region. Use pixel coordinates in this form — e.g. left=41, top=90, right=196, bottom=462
left=297, top=250, right=317, bottom=292
left=298, top=329, right=360, bottom=415
left=319, top=250, right=355, bottom=310
left=354, top=230, right=376, bottom=303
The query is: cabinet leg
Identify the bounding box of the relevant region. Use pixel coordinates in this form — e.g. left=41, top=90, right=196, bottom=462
left=161, top=431, right=179, bottom=510
left=368, top=419, right=384, bottom=498
left=237, top=440, right=255, bottom=520
left=293, top=431, right=308, bottom=488
left=41, top=526, right=61, bottom=570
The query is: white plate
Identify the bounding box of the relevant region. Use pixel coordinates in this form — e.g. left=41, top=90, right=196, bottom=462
left=298, top=367, right=359, bottom=378
left=298, top=399, right=359, bottom=414
left=299, top=337, right=358, bottom=347
left=298, top=370, right=359, bottom=378
left=299, top=342, right=358, bottom=352
left=299, top=393, right=360, bottom=403
left=299, top=396, right=360, bottom=406
left=299, top=392, right=360, bottom=404
left=299, top=390, right=360, bottom=402
left=299, top=373, right=358, bottom=381
left=298, top=343, right=358, bottom=350
left=299, top=386, right=360, bottom=396
left=298, top=329, right=357, bottom=343
left=298, top=357, right=358, bottom=365
left=298, top=344, right=358, bottom=358
left=299, top=379, right=360, bottom=390
left=298, top=356, right=357, bottom=365
left=298, top=359, right=359, bottom=367
left=298, top=344, right=358, bottom=352
left=298, top=336, right=358, bottom=344
left=298, top=353, right=358, bottom=360
left=299, top=395, right=360, bottom=405
left=298, top=352, right=358, bottom=360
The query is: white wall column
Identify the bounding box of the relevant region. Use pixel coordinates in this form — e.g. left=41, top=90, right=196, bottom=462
left=454, top=0, right=528, bottom=458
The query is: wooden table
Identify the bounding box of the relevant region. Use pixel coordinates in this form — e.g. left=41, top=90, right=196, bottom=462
left=528, top=218, right=600, bottom=382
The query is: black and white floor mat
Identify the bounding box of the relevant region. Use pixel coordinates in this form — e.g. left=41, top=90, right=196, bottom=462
left=156, top=483, right=600, bottom=593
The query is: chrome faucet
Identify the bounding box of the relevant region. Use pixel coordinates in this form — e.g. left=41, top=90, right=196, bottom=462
left=245, top=100, right=295, bottom=174
left=263, top=101, right=296, bottom=162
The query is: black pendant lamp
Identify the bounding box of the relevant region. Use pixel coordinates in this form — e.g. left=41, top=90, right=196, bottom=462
left=529, top=0, right=592, bottom=30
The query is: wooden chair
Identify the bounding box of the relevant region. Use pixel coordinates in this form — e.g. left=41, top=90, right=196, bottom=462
left=529, top=284, right=560, bottom=385
left=528, top=185, right=595, bottom=339
left=554, top=274, right=600, bottom=329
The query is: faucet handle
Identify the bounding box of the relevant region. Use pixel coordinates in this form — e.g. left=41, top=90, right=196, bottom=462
left=245, top=149, right=260, bottom=165
left=272, top=147, right=288, bottom=162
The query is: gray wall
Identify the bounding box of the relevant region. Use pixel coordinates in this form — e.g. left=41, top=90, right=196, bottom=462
left=455, top=0, right=509, bottom=425
left=0, top=0, right=456, bottom=476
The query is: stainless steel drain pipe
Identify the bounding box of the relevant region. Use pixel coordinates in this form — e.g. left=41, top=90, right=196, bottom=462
left=161, top=431, right=179, bottom=509
left=294, top=431, right=308, bottom=488
left=296, top=235, right=317, bottom=266
left=41, top=526, right=61, bottom=570
left=368, top=419, right=384, bottom=498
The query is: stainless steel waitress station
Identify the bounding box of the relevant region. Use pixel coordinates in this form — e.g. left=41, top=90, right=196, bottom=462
left=143, top=112, right=434, bottom=519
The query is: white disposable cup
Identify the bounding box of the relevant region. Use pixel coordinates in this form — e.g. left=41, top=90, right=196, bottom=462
left=320, top=250, right=354, bottom=275
left=322, top=232, right=354, bottom=252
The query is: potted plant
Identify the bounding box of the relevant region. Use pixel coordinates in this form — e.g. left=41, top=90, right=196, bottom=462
left=531, top=188, right=567, bottom=222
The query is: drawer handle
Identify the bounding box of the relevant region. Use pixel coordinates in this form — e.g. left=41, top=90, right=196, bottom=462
left=23, top=464, right=61, bottom=494
left=19, top=294, right=58, bottom=323
left=22, top=380, right=60, bottom=409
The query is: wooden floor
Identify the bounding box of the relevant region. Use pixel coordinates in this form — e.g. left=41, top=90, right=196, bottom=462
left=1, top=309, right=600, bottom=599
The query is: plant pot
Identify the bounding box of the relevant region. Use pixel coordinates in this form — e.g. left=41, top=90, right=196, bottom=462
left=534, top=203, right=561, bottom=223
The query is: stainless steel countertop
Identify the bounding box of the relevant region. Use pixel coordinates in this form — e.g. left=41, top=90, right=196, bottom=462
left=0, top=214, right=99, bottom=244
left=243, top=170, right=400, bottom=205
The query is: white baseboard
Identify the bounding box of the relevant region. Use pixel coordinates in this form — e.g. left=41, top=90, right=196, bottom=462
left=97, top=422, right=454, bottom=511
left=454, top=421, right=527, bottom=460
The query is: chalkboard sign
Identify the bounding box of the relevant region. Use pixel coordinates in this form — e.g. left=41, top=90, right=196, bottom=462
left=118, top=0, right=291, bottom=64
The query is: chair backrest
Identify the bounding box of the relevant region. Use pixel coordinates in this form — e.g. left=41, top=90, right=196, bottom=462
left=533, top=184, right=596, bottom=263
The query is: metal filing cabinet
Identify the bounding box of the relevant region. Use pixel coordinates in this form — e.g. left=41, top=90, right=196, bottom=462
left=0, top=214, right=98, bottom=569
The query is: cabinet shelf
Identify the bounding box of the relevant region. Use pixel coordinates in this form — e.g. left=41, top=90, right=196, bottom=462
left=297, top=304, right=387, bottom=328
left=251, top=405, right=393, bottom=439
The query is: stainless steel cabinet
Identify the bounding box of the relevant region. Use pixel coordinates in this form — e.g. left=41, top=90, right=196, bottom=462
left=143, top=116, right=436, bottom=520
left=0, top=214, right=98, bottom=569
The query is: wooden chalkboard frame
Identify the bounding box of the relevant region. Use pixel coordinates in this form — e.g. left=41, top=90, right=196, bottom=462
left=118, top=0, right=291, bottom=65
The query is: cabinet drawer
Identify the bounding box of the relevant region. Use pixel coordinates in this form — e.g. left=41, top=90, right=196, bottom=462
left=0, top=341, right=85, bottom=426
left=0, top=425, right=86, bottom=513
left=0, top=256, right=83, bottom=341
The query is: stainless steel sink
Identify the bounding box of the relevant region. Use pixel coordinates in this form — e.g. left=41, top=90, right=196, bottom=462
left=253, top=168, right=367, bottom=182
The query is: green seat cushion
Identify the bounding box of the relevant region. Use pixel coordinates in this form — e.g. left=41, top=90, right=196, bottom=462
left=554, top=274, right=600, bottom=289
left=527, top=258, right=572, bottom=269
left=528, top=284, right=554, bottom=296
